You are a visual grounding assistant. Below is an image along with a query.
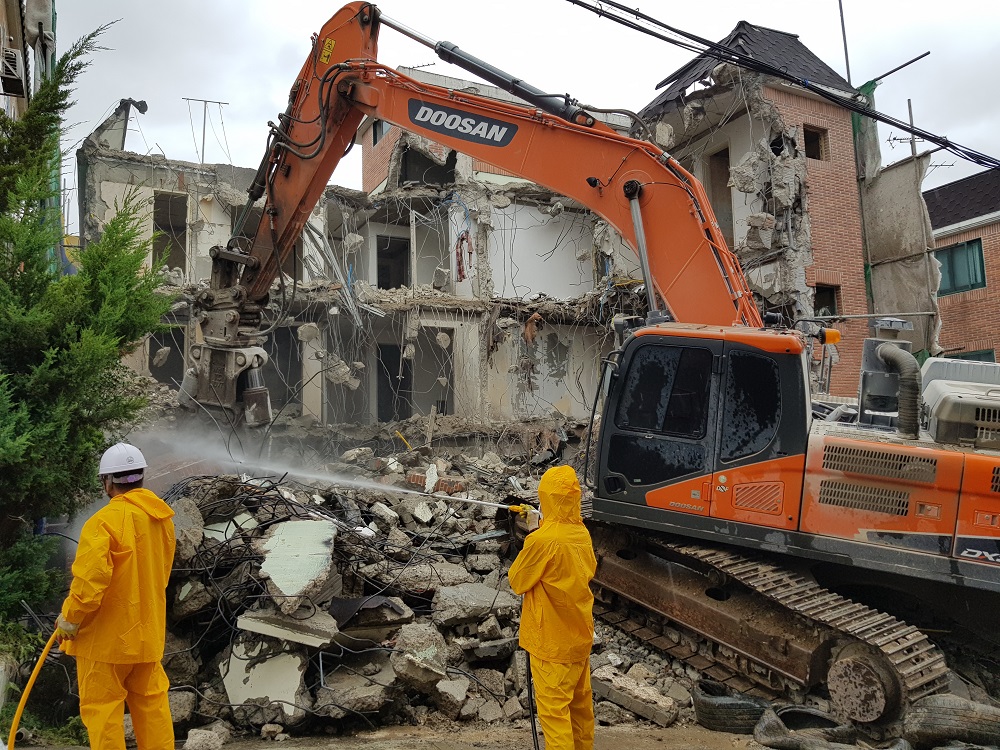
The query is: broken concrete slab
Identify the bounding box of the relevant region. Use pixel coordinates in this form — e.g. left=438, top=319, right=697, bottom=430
left=257, top=518, right=338, bottom=614
left=315, top=651, right=399, bottom=720
left=237, top=606, right=340, bottom=648
left=434, top=676, right=470, bottom=720
left=360, top=559, right=475, bottom=593
left=220, top=635, right=311, bottom=726
left=591, top=665, right=678, bottom=728
left=173, top=577, right=214, bottom=619
left=432, top=582, right=519, bottom=627
left=389, top=623, right=449, bottom=694
left=479, top=615, right=502, bottom=641
left=472, top=637, right=518, bottom=660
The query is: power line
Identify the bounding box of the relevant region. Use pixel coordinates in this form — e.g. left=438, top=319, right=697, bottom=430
left=564, top=0, right=1000, bottom=171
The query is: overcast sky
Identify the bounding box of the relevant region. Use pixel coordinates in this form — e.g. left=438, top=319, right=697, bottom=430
left=57, top=0, right=1000, bottom=233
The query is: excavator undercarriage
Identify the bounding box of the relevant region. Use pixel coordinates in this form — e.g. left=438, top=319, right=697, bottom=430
left=589, top=524, right=953, bottom=730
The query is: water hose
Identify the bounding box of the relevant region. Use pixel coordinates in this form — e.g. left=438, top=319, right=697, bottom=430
left=525, top=651, right=541, bottom=750
left=5, top=631, right=57, bottom=750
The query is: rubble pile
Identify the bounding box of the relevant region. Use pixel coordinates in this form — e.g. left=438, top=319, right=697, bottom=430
left=158, top=449, right=693, bottom=744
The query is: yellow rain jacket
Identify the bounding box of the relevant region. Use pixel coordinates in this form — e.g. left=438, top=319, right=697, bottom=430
left=509, top=465, right=597, bottom=663
left=61, top=488, right=176, bottom=663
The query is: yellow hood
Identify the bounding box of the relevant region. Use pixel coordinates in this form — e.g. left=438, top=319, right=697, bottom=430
left=538, top=465, right=582, bottom=524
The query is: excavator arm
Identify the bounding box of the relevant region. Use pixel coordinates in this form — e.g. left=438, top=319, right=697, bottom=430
left=183, top=2, right=761, bottom=425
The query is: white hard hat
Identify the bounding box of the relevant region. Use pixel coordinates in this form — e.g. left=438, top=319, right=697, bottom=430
left=99, top=443, right=147, bottom=476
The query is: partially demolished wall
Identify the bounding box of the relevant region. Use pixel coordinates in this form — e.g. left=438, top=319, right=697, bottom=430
left=651, top=65, right=869, bottom=395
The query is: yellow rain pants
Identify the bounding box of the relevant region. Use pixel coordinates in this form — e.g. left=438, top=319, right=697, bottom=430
left=60, top=487, right=176, bottom=749
left=509, top=465, right=597, bottom=750
left=530, top=657, right=595, bottom=750
left=76, top=658, right=174, bottom=750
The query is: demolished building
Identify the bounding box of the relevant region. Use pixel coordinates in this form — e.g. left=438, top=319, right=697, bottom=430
left=77, top=75, right=646, bottom=431
left=637, top=22, right=940, bottom=396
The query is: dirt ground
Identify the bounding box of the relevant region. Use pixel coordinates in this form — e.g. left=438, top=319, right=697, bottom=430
left=33, top=721, right=752, bottom=750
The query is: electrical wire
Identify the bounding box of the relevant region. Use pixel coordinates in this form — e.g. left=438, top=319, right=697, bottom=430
left=565, top=0, right=1000, bottom=170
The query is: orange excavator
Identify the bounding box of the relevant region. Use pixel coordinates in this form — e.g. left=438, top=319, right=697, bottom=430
left=182, top=2, right=1000, bottom=728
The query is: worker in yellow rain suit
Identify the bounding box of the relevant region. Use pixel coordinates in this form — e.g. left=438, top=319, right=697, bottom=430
left=54, top=443, right=176, bottom=750
left=508, top=465, right=597, bottom=750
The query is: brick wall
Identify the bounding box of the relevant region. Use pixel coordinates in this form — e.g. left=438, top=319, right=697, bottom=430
left=362, top=127, right=402, bottom=193
left=766, top=86, right=868, bottom=398
left=935, top=220, right=1000, bottom=359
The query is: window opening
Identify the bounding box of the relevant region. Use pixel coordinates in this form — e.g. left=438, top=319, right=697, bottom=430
left=803, top=126, right=829, bottom=160
left=707, top=148, right=735, bottom=250
left=152, top=193, right=187, bottom=275
left=937, top=239, right=985, bottom=296
left=377, top=344, right=413, bottom=422
left=377, top=235, right=410, bottom=289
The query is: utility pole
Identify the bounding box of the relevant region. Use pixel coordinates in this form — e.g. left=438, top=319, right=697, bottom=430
left=838, top=0, right=852, bottom=85
left=182, top=97, right=229, bottom=164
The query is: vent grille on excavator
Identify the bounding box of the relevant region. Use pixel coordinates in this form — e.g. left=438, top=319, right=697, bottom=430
left=821, top=444, right=937, bottom=483
left=818, top=480, right=910, bottom=516
left=991, top=467, right=1000, bottom=494
left=733, top=483, right=783, bottom=514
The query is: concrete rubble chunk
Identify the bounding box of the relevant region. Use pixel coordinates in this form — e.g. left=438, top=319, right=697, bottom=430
left=260, top=723, right=284, bottom=740
left=257, top=518, right=338, bottom=614
left=473, top=638, right=518, bottom=660
left=183, top=728, right=224, bottom=750
left=370, top=501, right=400, bottom=530
left=162, top=631, right=201, bottom=687
left=473, top=668, right=506, bottom=700
left=591, top=665, right=678, bottom=728
left=220, top=635, right=311, bottom=726
left=169, top=690, right=197, bottom=724
left=466, top=553, right=500, bottom=574
left=626, top=663, right=657, bottom=684
left=361, top=560, right=475, bottom=593
left=171, top=496, right=205, bottom=565
left=432, top=582, right=519, bottom=626
left=502, top=695, right=523, bottom=720
left=341, top=447, right=374, bottom=464
left=389, top=622, right=449, bottom=694
left=237, top=606, right=340, bottom=648
left=460, top=696, right=486, bottom=721
left=478, top=698, right=505, bottom=723
left=435, top=676, right=470, bottom=720
left=508, top=650, right=529, bottom=695
left=316, top=651, right=399, bottom=719
left=173, top=577, right=214, bottom=619
left=479, top=615, right=502, bottom=641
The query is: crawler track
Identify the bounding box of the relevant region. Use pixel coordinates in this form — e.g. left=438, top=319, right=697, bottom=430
left=590, top=525, right=951, bottom=725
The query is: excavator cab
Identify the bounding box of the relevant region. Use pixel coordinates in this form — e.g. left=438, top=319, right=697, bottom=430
left=593, top=323, right=811, bottom=536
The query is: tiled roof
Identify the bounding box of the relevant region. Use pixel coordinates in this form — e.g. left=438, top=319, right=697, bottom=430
left=640, top=21, right=853, bottom=121
left=923, top=168, right=1000, bottom=230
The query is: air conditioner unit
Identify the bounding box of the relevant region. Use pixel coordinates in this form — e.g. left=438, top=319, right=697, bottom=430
left=1, top=46, right=26, bottom=98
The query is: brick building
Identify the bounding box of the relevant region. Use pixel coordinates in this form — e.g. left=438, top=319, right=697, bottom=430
left=638, top=22, right=869, bottom=397
left=924, top=169, right=1000, bottom=361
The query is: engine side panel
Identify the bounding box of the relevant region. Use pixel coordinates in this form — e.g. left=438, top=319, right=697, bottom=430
left=800, top=434, right=963, bottom=555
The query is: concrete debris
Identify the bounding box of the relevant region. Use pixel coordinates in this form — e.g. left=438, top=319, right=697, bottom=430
left=220, top=635, right=311, bottom=726
left=237, top=606, right=340, bottom=648
left=142, top=439, right=697, bottom=739
left=183, top=728, right=225, bottom=750
left=389, top=622, right=449, bottom=693
left=592, top=665, right=678, bottom=728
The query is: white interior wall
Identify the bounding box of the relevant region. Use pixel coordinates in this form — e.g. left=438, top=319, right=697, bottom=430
left=487, top=322, right=606, bottom=420
left=485, top=204, right=597, bottom=300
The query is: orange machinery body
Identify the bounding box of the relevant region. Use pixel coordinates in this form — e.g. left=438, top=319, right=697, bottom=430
left=591, top=323, right=1000, bottom=594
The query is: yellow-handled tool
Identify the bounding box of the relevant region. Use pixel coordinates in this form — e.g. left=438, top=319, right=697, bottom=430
left=5, top=631, right=57, bottom=750
left=445, top=496, right=541, bottom=531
